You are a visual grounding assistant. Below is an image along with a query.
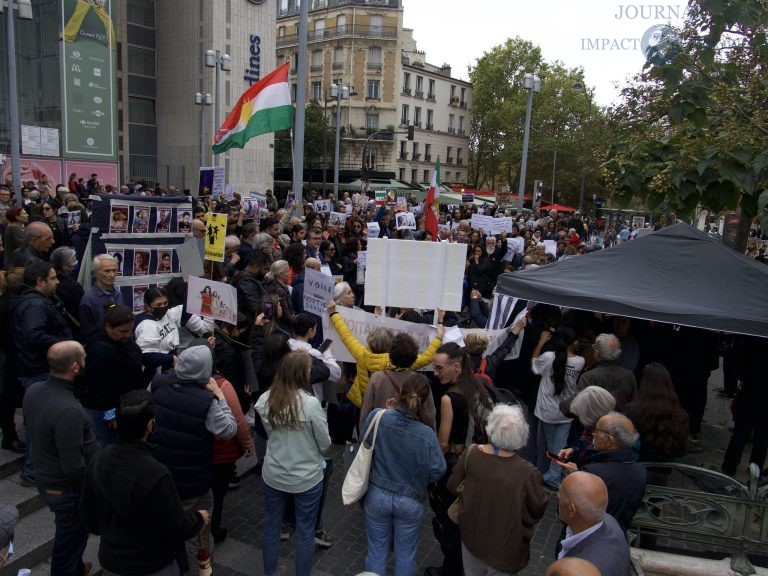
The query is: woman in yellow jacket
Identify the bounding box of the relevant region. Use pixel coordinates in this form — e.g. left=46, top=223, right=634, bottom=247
left=326, top=300, right=445, bottom=408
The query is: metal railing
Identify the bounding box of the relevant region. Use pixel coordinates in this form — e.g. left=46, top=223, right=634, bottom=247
left=630, top=462, right=768, bottom=575
left=277, top=24, right=399, bottom=48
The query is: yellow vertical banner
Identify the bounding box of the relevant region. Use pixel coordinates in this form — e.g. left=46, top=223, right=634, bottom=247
left=204, top=213, right=227, bottom=262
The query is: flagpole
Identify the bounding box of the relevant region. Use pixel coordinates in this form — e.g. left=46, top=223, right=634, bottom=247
left=291, top=0, right=309, bottom=218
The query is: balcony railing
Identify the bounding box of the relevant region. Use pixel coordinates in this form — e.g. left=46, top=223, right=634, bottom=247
left=412, top=153, right=421, bottom=160
left=424, top=154, right=431, bottom=162
left=367, top=63, right=382, bottom=72
left=402, top=87, right=411, bottom=95
left=427, top=93, right=436, bottom=101
left=446, top=157, right=454, bottom=164
left=447, top=127, right=455, bottom=134
left=276, top=24, right=399, bottom=48
left=399, top=152, right=408, bottom=160
left=449, top=97, right=459, bottom=106
left=426, top=123, right=434, bottom=130
left=332, top=62, right=344, bottom=70
left=400, top=119, right=409, bottom=126
left=459, top=101, right=467, bottom=109
left=456, top=158, right=464, bottom=165
left=310, top=64, right=323, bottom=72
left=414, top=90, right=423, bottom=99
left=458, top=129, right=466, bottom=136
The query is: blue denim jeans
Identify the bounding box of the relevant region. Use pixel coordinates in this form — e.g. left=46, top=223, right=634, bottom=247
left=364, top=485, right=425, bottom=576
left=38, top=489, right=89, bottom=576
left=262, top=478, right=323, bottom=576
left=541, top=420, right=571, bottom=488
left=21, top=373, right=48, bottom=479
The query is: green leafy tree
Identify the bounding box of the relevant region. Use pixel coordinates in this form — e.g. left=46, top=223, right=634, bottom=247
left=602, top=0, right=768, bottom=246
left=274, top=103, right=336, bottom=189
left=467, top=38, right=606, bottom=207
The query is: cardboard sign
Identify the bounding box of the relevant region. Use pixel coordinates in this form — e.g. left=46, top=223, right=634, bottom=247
left=204, top=213, right=227, bottom=262
left=303, top=268, right=336, bottom=316
left=329, top=212, right=347, bottom=226
left=366, top=222, right=380, bottom=238
left=395, top=211, right=416, bottom=230
left=187, top=276, right=237, bottom=325
left=364, top=239, right=466, bottom=311
left=314, top=199, right=332, bottom=213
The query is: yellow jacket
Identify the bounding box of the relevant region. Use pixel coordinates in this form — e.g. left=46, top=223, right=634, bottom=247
left=330, top=312, right=442, bottom=408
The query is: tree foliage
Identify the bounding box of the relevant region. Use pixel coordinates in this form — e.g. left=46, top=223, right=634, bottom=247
left=275, top=103, right=335, bottom=175
left=467, top=37, right=607, bottom=206
left=602, top=0, right=768, bottom=229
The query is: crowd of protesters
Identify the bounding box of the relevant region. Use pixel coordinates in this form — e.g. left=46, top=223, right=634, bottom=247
left=0, top=175, right=766, bottom=576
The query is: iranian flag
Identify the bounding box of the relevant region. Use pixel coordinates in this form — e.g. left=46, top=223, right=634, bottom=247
left=212, top=63, right=293, bottom=154
left=424, top=157, right=441, bottom=241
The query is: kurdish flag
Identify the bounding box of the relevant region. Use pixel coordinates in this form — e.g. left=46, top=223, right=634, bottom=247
left=212, top=63, right=293, bottom=154
left=424, top=157, right=441, bottom=241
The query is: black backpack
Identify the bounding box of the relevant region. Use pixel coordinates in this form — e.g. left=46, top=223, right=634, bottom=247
left=468, top=381, right=529, bottom=444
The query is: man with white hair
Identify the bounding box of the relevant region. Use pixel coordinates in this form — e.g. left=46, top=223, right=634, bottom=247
left=79, top=254, right=124, bottom=343
left=576, top=334, right=637, bottom=409
left=556, top=472, right=630, bottom=576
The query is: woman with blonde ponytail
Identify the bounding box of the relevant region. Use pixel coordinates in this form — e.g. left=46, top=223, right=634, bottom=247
left=360, top=377, right=446, bottom=576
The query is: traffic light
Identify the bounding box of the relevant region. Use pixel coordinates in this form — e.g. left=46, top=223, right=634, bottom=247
left=407, top=125, right=415, bottom=141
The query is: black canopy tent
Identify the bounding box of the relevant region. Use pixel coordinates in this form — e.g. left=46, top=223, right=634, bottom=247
left=495, top=223, right=768, bottom=338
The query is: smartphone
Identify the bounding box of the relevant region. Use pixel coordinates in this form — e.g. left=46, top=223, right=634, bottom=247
left=263, top=302, right=274, bottom=320
left=318, top=339, right=333, bottom=353
left=545, top=451, right=568, bottom=463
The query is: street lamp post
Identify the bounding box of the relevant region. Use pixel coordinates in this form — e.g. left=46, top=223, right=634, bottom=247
left=330, top=83, right=350, bottom=198
left=205, top=49, right=232, bottom=167
left=517, top=73, right=541, bottom=216
left=194, top=92, right=212, bottom=169
left=4, top=0, right=34, bottom=207
left=573, top=80, right=593, bottom=213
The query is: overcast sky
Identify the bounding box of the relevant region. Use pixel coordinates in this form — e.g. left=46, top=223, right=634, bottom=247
left=402, top=0, right=687, bottom=107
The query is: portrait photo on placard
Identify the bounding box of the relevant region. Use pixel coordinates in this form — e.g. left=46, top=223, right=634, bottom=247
left=177, top=208, right=192, bottom=233
left=156, top=250, right=173, bottom=274
left=155, top=208, right=172, bottom=233
left=132, top=206, right=151, bottom=233
left=107, top=248, right=125, bottom=276
left=132, top=285, right=149, bottom=314
left=314, top=199, right=331, bottom=214
left=133, top=250, right=151, bottom=276
left=329, top=212, right=347, bottom=227
left=395, top=211, right=416, bottom=230
left=243, top=198, right=259, bottom=220
left=110, top=205, right=129, bottom=233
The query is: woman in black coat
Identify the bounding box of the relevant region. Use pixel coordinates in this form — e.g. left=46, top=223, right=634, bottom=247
left=83, top=304, right=144, bottom=447
left=50, top=246, right=84, bottom=340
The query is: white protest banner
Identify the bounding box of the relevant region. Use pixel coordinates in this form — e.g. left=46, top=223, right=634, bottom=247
left=320, top=265, right=332, bottom=276
left=366, top=222, right=380, bottom=237
left=224, top=184, right=233, bottom=201
left=303, top=268, right=336, bottom=316
left=176, top=236, right=204, bottom=279
left=543, top=239, right=557, bottom=256
left=323, top=306, right=438, bottom=364
left=491, top=217, right=514, bottom=235
left=186, top=276, right=237, bottom=325
left=323, top=306, right=509, bottom=365
left=470, top=214, right=494, bottom=232
left=212, top=166, right=225, bottom=197
left=314, top=199, right=331, bottom=213
left=503, top=236, right=526, bottom=262
left=364, top=239, right=466, bottom=311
